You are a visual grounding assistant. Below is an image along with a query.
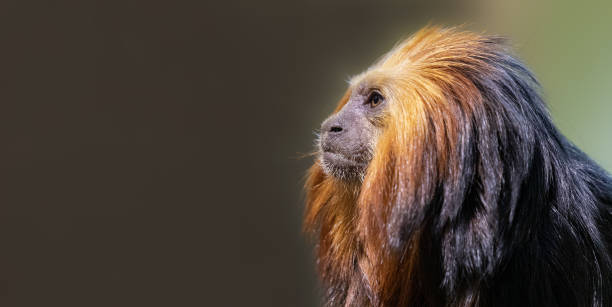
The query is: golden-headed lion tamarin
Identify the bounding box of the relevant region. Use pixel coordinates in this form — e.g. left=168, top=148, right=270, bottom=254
left=304, top=27, right=612, bottom=307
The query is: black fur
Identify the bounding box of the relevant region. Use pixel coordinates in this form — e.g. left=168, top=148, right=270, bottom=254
left=412, top=38, right=612, bottom=306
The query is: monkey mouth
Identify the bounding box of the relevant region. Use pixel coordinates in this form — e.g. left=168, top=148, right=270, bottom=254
left=323, top=151, right=357, bottom=165
left=320, top=150, right=368, bottom=178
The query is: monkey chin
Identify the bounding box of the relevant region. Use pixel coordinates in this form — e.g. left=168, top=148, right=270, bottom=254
left=320, top=151, right=368, bottom=182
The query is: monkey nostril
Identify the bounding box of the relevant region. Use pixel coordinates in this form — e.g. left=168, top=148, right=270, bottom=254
left=330, top=126, right=343, bottom=133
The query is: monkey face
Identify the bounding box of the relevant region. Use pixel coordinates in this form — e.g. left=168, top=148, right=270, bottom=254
left=319, top=87, right=387, bottom=180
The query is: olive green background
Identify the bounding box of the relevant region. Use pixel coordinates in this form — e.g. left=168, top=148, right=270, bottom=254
left=1, top=0, right=610, bottom=306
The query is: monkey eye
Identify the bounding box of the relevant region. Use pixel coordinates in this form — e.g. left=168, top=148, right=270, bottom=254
left=367, top=91, right=384, bottom=108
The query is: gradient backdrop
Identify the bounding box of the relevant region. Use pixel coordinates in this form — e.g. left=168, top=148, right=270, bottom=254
left=1, top=0, right=610, bottom=306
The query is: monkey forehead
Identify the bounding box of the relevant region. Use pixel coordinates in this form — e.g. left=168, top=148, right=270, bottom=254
left=348, top=69, right=386, bottom=89
left=347, top=43, right=421, bottom=92
left=347, top=73, right=379, bottom=94
left=347, top=66, right=413, bottom=96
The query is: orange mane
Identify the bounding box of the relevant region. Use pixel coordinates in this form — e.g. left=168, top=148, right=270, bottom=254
left=305, top=26, right=514, bottom=306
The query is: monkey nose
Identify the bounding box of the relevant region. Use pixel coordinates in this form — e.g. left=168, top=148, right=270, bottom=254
left=321, top=117, right=345, bottom=136
left=329, top=126, right=343, bottom=133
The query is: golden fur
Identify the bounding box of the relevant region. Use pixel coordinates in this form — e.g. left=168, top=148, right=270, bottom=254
left=305, top=26, right=515, bottom=306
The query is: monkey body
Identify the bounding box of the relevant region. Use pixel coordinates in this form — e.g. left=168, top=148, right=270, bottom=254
left=305, top=27, right=612, bottom=307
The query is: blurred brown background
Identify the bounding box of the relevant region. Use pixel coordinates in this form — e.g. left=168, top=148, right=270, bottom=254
left=1, top=0, right=610, bottom=306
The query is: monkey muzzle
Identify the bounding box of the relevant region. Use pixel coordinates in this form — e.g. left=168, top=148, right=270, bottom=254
left=319, top=112, right=372, bottom=178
